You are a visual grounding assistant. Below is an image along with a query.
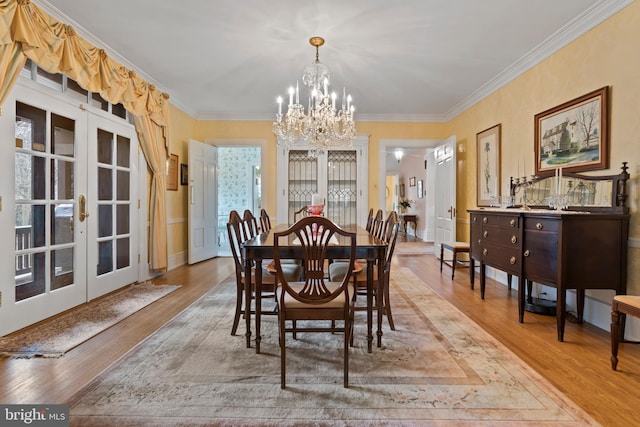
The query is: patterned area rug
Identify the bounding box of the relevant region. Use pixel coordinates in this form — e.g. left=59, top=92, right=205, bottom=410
left=394, top=241, right=435, bottom=255
left=0, top=283, right=180, bottom=358
left=68, top=269, right=597, bottom=426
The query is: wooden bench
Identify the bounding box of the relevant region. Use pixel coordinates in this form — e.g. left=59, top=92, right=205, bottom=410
left=440, top=241, right=470, bottom=279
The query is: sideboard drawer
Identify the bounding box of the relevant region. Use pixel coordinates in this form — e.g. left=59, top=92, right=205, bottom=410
left=524, top=217, right=559, bottom=233
left=481, top=245, right=520, bottom=274
left=480, top=214, right=520, bottom=229
left=481, top=226, right=521, bottom=246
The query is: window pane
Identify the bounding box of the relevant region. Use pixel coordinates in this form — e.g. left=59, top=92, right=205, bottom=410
left=51, top=158, right=75, bottom=200
left=51, top=248, right=74, bottom=290
left=98, top=205, right=113, bottom=238
left=97, top=129, right=113, bottom=165
left=98, top=167, right=113, bottom=200
left=66, top=78, right=88, bottom=102
left=116, top=135, right=130, bottom=167
left=16, top=204, right=45, bottom=248
left=51, top=114, right=75, bottom=157
left=97, top=241, right=113, bottom=276
left=91, top=92, right=109, bottom=111
left=16, top=251, right=45, bottom=301
left=112, top=103, right=126, bottom=119
left=52, top=204, right=74, bottom=245
left=116, top=237, right=130, bottom=269
left=117, top=170, right=130, bottom=200
left=116, top=204, right=130, bottom=235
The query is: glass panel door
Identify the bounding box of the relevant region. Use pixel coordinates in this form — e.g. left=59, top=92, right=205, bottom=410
left=287, top=150, right=318, bottom=224
left=87, top=115, right=138, bottom=299
left=3, top=86, right=88, bottom=336
left=326, top=150, right=357, bottom=226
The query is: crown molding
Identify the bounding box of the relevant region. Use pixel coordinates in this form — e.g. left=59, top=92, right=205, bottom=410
left=33, top=0, right=199, bottom=118
left=34, top=0, right=633, bottom=123
left=444, top=0, right=634, bottom=121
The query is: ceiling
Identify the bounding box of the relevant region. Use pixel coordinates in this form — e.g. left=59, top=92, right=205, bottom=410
left=37, top=0, right=628, bottom=122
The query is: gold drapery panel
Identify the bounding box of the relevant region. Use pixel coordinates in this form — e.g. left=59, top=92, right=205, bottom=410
left=134, top=114, right=168, bottom=271
left=0, top=0, right=169, bottom=270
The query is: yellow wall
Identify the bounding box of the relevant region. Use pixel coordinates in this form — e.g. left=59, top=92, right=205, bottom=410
left=450, top=1, right=640, bottom=294
left=166, top=104, right=198, bottom=256
left=166, top=2, right=640, bottom=295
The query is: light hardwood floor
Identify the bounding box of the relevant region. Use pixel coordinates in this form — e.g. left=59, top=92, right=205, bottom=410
left=1, top=234, right=639, bottom=426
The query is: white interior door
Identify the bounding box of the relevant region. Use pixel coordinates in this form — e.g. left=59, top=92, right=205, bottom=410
left=86, top=114, right=139, bottom=299
left=434, top=135, right=457, bottom=256
left=0, top=83, right=88, bottom=335
left=188, top=139, right=218, bottom=264
left=0, top=80, right=141, bottom=336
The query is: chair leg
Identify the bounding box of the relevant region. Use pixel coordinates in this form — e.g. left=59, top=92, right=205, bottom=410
left=383, top=279, right=395, bottom=331
left=231, top=282, right=243, bottom=335
left=611, top=309, right=624, bottom=370
left=451, top=249, right=457, bottom=279
left=344, top=315, right=350, bottom=388
left=280, top=315, right=287, bottom=389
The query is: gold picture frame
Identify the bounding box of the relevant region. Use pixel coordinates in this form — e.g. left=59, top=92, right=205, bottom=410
left=534, top=86, right=608, bottom=175
left=476, top=124, right=501, bottom=207
left=167, top=153, right=178, bottom=191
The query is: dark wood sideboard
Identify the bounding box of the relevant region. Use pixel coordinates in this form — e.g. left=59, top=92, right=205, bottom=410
left=469, top=163, right=630, bottom=341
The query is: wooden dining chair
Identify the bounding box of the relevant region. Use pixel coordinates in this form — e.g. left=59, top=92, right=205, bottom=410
left=365, top=208, right=374, bottom=232
left=293, top=205, right=309, bottom=222
left=611, top=295, right=640, bottom=370
left=370, top=209, right=384, bottom=239
left=243, top=209, right=260, bottom=238
left=227, top=210, right=301, bottom=336
left=259, top=208, right=271, bottom=232
left=329, top=210, right=400, bottom=331
left=273, top=216, right=357, bottom=388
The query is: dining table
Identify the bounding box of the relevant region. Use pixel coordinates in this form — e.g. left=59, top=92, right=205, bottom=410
left=241, top=223, right=388, bottom=354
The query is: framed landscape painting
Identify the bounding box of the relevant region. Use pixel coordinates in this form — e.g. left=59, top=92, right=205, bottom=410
left=534, top=86, right=608, bottom=175
left=476, top=124, right=501, bottom=207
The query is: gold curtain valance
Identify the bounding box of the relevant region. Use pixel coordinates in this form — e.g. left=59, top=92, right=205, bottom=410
left=0, top=0, right=170, bottom=271
left=1, top=0, right=169, bottom=125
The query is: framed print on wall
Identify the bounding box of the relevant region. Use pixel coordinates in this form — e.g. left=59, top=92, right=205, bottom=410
left=476, top=124, right=501, bottom=207
left=180, top=163, right=188, bottom=186
left=167, top=153, right=178, bottom=191
left=409, top=177, right=416, bottom=187
left=534, top=86, right=608, bottom=175
left=399, top=183, right=405, bottom=198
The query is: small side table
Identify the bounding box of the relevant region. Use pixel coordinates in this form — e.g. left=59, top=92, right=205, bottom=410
left=401, top=214, right=417, bottom=236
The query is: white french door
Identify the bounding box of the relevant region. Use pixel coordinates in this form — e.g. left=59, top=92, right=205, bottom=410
left=86, top=114, right=139, bottom=299
left=0, top=81, right=138, bottom=336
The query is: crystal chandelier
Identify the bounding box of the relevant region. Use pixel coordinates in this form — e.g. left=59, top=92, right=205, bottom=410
left=273, top=37, right=356, bottom=154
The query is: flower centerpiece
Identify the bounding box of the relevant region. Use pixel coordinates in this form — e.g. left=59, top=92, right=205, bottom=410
left=399, top=198, right=412, bottom=213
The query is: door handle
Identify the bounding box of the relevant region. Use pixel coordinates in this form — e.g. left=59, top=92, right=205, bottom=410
left=79, top=195, right=89, bottom=222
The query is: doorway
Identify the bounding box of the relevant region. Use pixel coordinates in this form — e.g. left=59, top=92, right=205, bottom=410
left=1, top=81, right=139, bottom=336
left=216, top=146, right=262, bottom=256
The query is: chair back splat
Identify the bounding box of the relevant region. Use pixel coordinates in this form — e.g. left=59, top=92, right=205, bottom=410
left=243, top=209, right=260, bottom=238
left=371, top=209, right=384, bottom=239
left=260, top=208, right=272, bottom=232
left=273, top=216, right=357, bottom=388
